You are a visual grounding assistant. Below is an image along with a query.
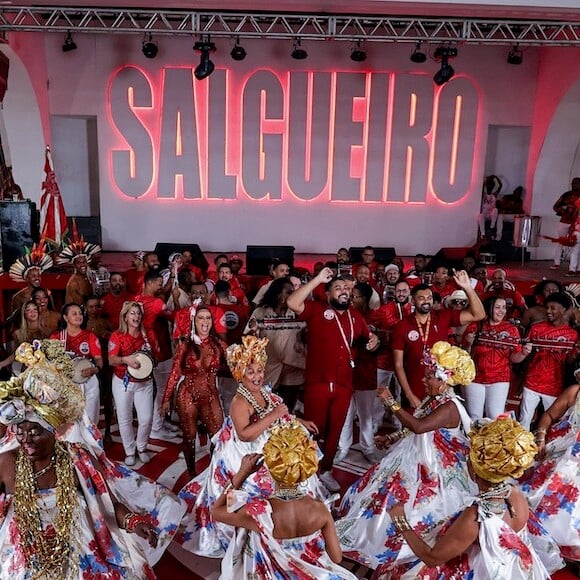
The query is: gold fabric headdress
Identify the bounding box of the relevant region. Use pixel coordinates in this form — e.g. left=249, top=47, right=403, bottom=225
left=469, top=417, right=537, bottom=483
left=0, top=340, right=84, bottom=431
left=425, top=341, right=476, bottom=386
left=263, top=421, right=318, bottom=487
left=226, top=335, right=269, bottom=383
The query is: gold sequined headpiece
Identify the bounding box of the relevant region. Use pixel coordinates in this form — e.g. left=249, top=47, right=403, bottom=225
left=424, top=341, right=476, bottom=386
left=0, top=340, right=84, bottom=431
left=263, top=421, right=318, bottom=487
left=469, top=417, right=537, bottom=484
left=226, top=335, right=269, bottom=383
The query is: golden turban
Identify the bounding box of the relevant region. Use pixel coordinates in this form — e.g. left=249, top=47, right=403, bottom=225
left=226, top=335, right=269, bottom=383
left=263, top=421, right=318, bottom=487
left=426, top=341, right=475, bottom=386
left=469, top=418, right=537, bottom=484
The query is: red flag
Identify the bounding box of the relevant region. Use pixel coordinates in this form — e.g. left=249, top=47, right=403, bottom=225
left=40, top=146, right=68, bottom=245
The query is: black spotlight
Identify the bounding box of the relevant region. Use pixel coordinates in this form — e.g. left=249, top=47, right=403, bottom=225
left=230, top=37, right=246, bottom=61
left=433, top=46, right=457, bottom=85
left=291, top=39, right=308, bottom=60
left=507, top=45, right=523, bottom=65
left=62, top=32, right=77, bottom=53
left=142, top=34, right=158, bottom=59
left=193, top=38, right=216, bottom=80
left=350, top=41, right=366, bottom=62
left=410, top=42, right=427, bottom=63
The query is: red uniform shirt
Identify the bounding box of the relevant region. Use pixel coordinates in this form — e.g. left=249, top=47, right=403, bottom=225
left=353, top=310, right=378, bottom=391
left=391, top=309, right=462, bottom=399
left=463, top=320, right=522, bottom=384
left=125, top=269, right=145, bottom=295
left=101, top=290, right=130, bottom=330
left=298, top=301, right=370, bottom=390
left=524, top=321, right=578, bottom=396
left=108, top=330, right=154, bottom=380
left=432, top=280, right=458, bottom=299
left=133, top=293, right=173, bottom=362
left=211, top=303, right=249, bottom=344
left=50, top=329, right=101, bottom=359
left=481, top=288, right=527, bottom=320
left=371, top=301, right=413, bottom=371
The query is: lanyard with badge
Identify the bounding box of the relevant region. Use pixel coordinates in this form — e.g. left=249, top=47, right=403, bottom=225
left=329, top=308, right=355, bottom=368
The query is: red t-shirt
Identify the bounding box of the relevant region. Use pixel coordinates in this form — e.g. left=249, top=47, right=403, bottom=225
left=481, top=289, right=527, bottom=319
left=108, top=330, right=150, bottom=380
left=463, top=320, right=522, bottom=384
left=353, top=310, right=378, bottom=391
left=524, top=321, right=578, bottom=396
left=101, top=291, right=130, bottom=330
left=298, top=301, right=370, bottom=389
left=391, top=309, right=462, bottom=399
left=172, top=305, right=226, bottom=340
left=133, top=293, right=173, bottom=362
left=125, top=269, right=145, bottom=295
left=432, top=280, right=458, bottom=299
left=211, top=303, right=249, bottom=345
left=50, top=329, right=101, bottom=359
left=370, top=302, right=413, bottom=371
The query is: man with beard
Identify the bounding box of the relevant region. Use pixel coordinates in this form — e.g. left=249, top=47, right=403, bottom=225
left=518, top=292, right=578, bottom=429
left=355, top=264, right=381, bottom=309
left=381, top=264, right=402, bottom=303
left=392, top=271, right=484, bottom=407
left=287, top=267, right=379, bottom=492
left=101, top=272, right=130, bottom=329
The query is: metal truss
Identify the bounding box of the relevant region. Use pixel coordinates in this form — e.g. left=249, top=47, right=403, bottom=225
left=1, top=6, right=580, bottom=46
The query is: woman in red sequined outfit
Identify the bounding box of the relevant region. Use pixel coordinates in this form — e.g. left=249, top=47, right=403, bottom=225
left=163, top=306, right=227, bottom=474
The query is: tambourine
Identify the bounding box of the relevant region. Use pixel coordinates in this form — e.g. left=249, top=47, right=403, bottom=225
left=72, top=357, right=95, bottom=384
left=127, top=350, right=155, bottom=380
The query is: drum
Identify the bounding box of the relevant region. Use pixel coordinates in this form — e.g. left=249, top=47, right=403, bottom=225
left=513, top=215, right=542, bottom=248
left=72, top=357, right=95, bottom=384
left=480, top=252, right=496, bottom=265
left=127, top=350, right=155, bottom=380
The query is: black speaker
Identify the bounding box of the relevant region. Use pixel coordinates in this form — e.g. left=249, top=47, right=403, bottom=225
left=349, top=246, right=396, bottom=265
left=0, top=201, right=39, bottom=269
left=427, top=247, right=472, bottom=271
left=246, top=245, right=294, bottom=276
left=68, top=216, right=102, bottom=247
left=153, top=243, right=209, bottom=272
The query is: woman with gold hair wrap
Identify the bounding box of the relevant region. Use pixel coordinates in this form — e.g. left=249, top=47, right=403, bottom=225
left=336, top=341, right=477, bottom=571
left=176, top=335, right=325, bottom=559
left=381, top=417, right=562, bottom=578
left=0, top=341, right=186, bottom=578
left=212, top=422, right=357, bottom=579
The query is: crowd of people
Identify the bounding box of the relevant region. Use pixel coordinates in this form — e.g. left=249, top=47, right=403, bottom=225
left=0, top=236, right=580, bottom=578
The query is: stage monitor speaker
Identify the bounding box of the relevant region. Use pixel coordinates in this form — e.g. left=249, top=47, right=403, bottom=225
left=0, top=201, right=39, bottom=270
left=153, top=243, right=208, bottom=272
left=349, top=246, right=396, bottom=265
left=246, top=245, right=295, bottom=276
left=427, top=247, right=471, bottom=271
left=68, top=216, right=102, bottom=247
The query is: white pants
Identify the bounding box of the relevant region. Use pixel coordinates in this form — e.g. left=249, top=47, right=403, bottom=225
left=478, top=208, right=498, bottom=235
left=461, top=381, right=509, bottom=421
left=112, top=375, right=154, bottom=456
left=377, top=369, right=402, bottom=430
left=554, top=221, right=571, bottom=265
left=338, top=390, right=378, bottom=456
left=519, top=387, right=558, bottom=430
left=569, top=238, right=580, bottom=272
left=82, top=374, right=101, bottom=427
left=152, top=358, right=172, bottom=432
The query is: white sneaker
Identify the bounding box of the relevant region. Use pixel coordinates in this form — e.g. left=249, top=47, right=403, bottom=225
left=163, top=422, right=181, bottom=434
left=151, top=428, right=179, bottom=441
left=319, top=470, right=341, bottom=493
left=138, top=450, right=151, bottom=464
left=124, top=455, right=136, bottom=466
left=362, top=449, right=381, bottom=465
left=333, top=449, right=349, bottom=464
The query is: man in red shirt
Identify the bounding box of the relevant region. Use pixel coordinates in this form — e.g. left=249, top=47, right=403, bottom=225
left=518, top=293, right=579, bottom=429
left=431, top=265, right=457, bottom=299
left=392, top=271, right=485, bottom=407
left=101, top=271, right=130, bottom=330
left=481, top=268, right=527, bottom=322
left=287, top=267, right=379, bottom=492
left=217, top=263, right=249, bottom=306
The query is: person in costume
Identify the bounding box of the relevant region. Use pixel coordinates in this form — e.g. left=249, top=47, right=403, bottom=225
left=162, top=302, right=227, bottom=475
left=175, top=335, right=323, bottom=558
left=520, top=380, right=580, bottom=564
left=381, top=417, right=561, bottom=579
left=8, top=240, right=53, bottom=315
left=0, top=340, right=186, bottom=579
left=213, top=422, right=357, bottom=579
left=336, top=341, right=476, bottom=570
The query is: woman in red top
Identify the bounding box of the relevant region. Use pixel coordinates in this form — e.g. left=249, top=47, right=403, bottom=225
left=108, top=301, right=156, bottom=466
left=51, top=303, right=103, bottom=426
left=162, top=305, right=227, bottom=475
left=462, top=296, right=529, bottom=420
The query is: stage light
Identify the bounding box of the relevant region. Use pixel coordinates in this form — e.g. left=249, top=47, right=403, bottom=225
left=62, top=32, right=77, bottom=53
left=433, top=46, right=457, bottom=85
left=507, top=45, right=523, bottom=65
left=410, top=42, right=427, bottom=63
left=142, top=34, right=158, bottom=59
left=350, top=41, right=366, bottom=62
left=291, top=39, right=308, bottom=60
left=193, top=37, right=216, bottom=80
left=230, top=37, right=247, bottom=61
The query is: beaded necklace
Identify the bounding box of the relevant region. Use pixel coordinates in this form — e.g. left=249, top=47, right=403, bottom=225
left=271, top=487, right=305, bottom=501
left=237, top=384, right=276, bottom=419
left=413, top=388, right=454, bottom=419
left=478, top=482, right=513, bottom=516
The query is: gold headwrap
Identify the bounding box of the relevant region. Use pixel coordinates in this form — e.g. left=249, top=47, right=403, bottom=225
left=469, top=417, right=537, bottom=484
left=425, top=341, right=476, bottom=386
left=226, top=335, right=269, bottom=383
left=263, top=421, right=318, bottom=487
left=0, top=340, right=84, bottom=431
